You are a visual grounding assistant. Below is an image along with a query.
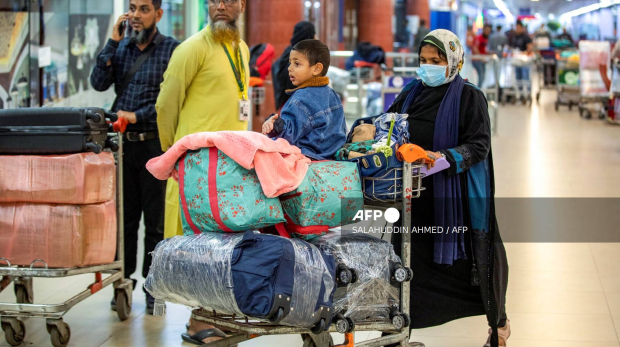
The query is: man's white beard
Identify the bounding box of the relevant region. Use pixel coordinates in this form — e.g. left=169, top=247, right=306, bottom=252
left=212, top=20, right=240, bottom=43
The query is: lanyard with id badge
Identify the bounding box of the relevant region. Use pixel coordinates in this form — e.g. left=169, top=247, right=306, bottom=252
left=222, top=43, right=250, bottom=122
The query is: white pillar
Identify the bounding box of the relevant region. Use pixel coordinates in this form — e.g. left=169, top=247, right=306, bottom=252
left=114, top=0, right=125, bottom=20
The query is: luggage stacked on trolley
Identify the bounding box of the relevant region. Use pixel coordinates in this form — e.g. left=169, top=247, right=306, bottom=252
left=145, top=114, right=438, bottom=347
left=577, top=41, right=611, bottom=119
left=0, top=107, right=132, bottom=347
left=554, top=49, right=581, bottom=111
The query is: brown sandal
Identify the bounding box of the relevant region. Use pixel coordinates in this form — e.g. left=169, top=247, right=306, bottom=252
left=484, top=319, right=511, bottom=347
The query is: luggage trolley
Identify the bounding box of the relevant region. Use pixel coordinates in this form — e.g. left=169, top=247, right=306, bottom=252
left=535, top=49, right=557, bottom=103
left=554, top=53, right=580, bottom=111
left=500, top=51, right=535, bottom=106
left=0, top=132, right=133, bottom=347
left=176, top=160, right=427, bottom=347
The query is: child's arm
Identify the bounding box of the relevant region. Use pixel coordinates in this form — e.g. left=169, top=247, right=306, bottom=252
left=264, top=100, right=312, bottom=145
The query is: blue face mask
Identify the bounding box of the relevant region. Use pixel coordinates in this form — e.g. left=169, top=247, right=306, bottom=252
left=417, top=64, right=448, bottom=87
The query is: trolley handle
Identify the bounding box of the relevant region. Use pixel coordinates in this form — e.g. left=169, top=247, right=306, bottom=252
left=30, top=259, right=49, bottom=270
left=0, top=257, right=11, bottom=267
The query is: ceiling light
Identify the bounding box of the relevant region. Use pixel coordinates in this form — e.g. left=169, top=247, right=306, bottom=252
left=560, top=0, right=620, bottom=21
left=492, top=0, right=515, bottom=24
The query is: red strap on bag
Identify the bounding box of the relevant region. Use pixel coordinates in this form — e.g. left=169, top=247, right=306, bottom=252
left=178, top=148, right=233, bottom=235
left=208, top=147, right=233, bottom=232
left=178, top=154, right=201, bottom=235
left=274, top=223, right=291, bottom=238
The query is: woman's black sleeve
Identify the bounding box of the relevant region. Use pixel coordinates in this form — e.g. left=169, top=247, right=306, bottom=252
left=442, top=86, right=491, bottom=176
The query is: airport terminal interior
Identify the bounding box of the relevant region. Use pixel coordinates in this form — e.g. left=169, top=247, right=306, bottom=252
left=0, top=0, right=619, bottom=346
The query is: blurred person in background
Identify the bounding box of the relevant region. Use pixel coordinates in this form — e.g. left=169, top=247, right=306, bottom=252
left=272, top=21, right=316, bottom=111
left=505, top=24, right=515, bottom=47
left=472, top=24, right=492, bottom=87
left=511, top=20, right=533, bottom=101
left=413, top=19, right=430, bottom=53
left=155, top=0, right=249, bottom=343
left=466, top=25, right=476, bottom=54
left=556, top=27, right=575, bottom=46
left=488, top=25, right=508, bottom=55
left=535, top=23, right=551, bottom=40
left=89, top=0, right=179, bottom=315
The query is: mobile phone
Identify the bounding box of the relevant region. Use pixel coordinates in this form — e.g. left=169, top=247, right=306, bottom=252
left=118, top=20, right=126, bottom=36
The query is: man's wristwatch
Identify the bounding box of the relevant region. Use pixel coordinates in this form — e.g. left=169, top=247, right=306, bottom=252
left=439, top=151, right=446, bottom=159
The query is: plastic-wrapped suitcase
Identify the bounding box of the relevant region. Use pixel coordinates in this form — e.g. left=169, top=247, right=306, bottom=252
left=0, top=200, right=117, bottom=268
left=310, top=230, right=413, bottom=333
left=145, top=230, right=337, bottom=333
left=0, top=152, right=116, bottom=204
left=0, top=107, right=117, bottom=154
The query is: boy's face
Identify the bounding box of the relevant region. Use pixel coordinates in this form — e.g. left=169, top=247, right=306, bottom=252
left=288, top=50, right=323, bottom=86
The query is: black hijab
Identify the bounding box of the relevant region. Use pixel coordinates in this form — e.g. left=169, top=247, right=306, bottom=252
left=273, top=21, right=316, bottom=110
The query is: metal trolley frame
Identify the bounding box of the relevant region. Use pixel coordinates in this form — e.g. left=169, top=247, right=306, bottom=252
left=0, top=133, right=133, bottom=347
left=171, top=161, right=427, bottom=347
left=554, top=57, right=581, bottom=111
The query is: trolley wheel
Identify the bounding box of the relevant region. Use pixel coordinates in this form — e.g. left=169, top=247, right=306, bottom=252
left=14, top=284, right=32, bottom=304
left=405, top=267, right=414, bottom=281
left=337, top=268, right=353, bottom=285
left=350, top=268, right=358, bottom=284
left=302, top=335, right=334, bottom=347
left=335, top=316, right=349, bottom=334
left=401, top=313, right=411, bottom=328
left=392, top=314, right=405, bottom=330
left=3, top=320, right=25, bottom=346
left=569, top=102, right=573, bottom=111
left=310, top=318, right=326, bottom=334
left=115, top=289, right=131, bottom=321
left=345, top=317, right=355, bottom=332
left=393, top=266, right=408, bottom=283
left=555, top=102, right=559, bottom=111
left=581, top=109, right=592, bottom=119
left=49, top=323, right=70, bottom=347
left=599, top=110, right=607, bottom=119
left=268, top=307, right=285, bottom=324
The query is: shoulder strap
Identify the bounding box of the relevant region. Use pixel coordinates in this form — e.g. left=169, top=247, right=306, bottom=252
left=111, top=34, right=165, bottom=111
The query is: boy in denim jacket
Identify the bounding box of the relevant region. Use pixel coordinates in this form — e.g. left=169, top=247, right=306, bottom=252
left=262, top=39, right=347, bottom=160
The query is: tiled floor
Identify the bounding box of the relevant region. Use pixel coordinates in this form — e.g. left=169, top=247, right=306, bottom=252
left=1, top=87, right=620, bottom=346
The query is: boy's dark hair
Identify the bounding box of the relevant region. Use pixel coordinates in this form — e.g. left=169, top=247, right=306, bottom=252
left=516, top=20, right=524, bottom=28
left=292, top=39, right=330, bottom=76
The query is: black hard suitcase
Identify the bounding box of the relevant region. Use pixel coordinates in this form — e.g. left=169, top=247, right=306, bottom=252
left=310, top=232, right=413, bottom=333
left=0, top=107, right=118, bottom=155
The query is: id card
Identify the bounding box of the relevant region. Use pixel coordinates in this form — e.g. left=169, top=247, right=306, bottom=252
left=239, top=99, right=250, bottom=122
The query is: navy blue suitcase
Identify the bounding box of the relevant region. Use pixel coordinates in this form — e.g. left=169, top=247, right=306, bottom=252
left=145, top=231, right=337, bottom=333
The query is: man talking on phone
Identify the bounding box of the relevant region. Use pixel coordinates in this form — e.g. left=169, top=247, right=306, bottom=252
left=90, top=0, right=179, bottom=315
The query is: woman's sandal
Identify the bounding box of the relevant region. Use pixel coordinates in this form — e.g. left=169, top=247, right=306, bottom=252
left=183, top=325, right=238, bottom=346
left=185, top=323, right=236, bottom=334
left=484, top=319, right=511, bottom=347
left=181, top=327, right=227, bottom=345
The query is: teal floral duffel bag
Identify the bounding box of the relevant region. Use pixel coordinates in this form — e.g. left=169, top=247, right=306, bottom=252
left=279, top=161, right=363, bottom=231
left=177, top=147, right=286, bottom=235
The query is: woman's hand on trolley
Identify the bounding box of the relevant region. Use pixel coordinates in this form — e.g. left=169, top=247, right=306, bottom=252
left=424, top=150, right=442, bottom=170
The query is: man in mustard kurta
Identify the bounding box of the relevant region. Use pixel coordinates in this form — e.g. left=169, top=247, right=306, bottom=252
left=156, top=0, right=249, bottom=241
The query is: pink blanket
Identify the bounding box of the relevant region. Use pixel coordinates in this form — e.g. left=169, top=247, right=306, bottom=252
left=146, top=131, right=310, bottom=197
